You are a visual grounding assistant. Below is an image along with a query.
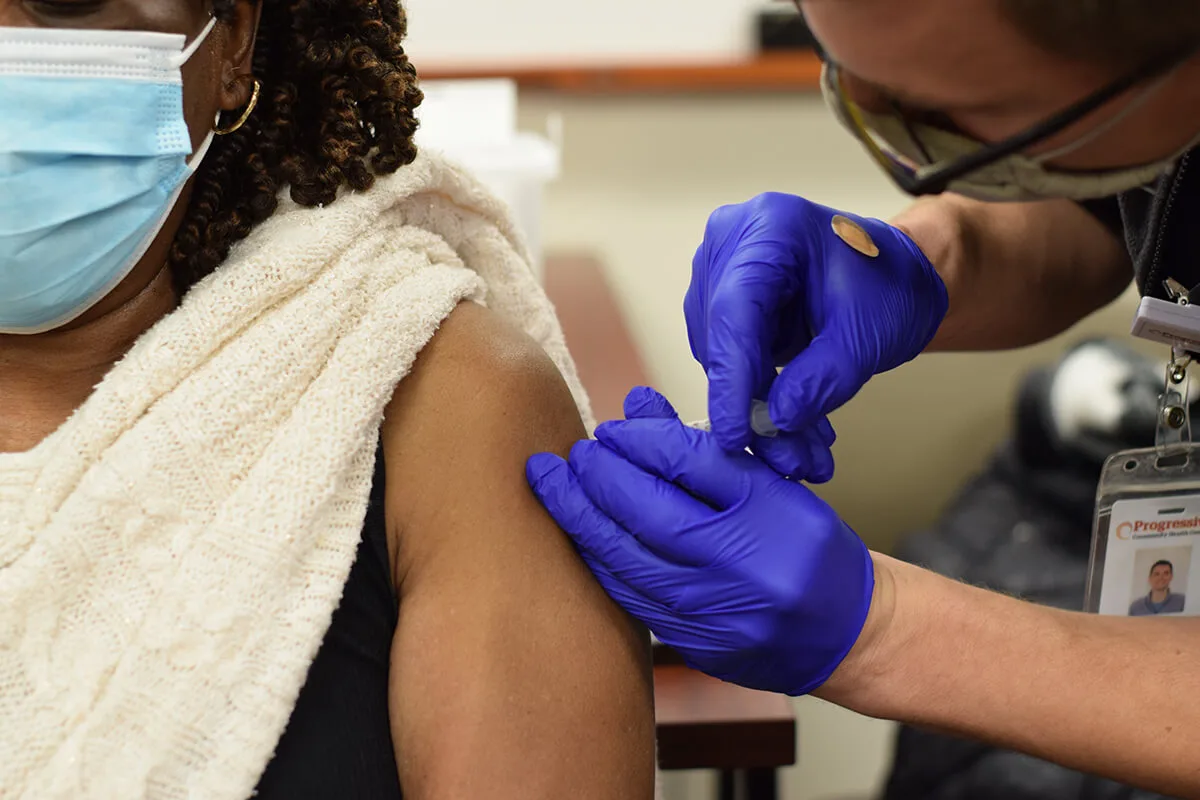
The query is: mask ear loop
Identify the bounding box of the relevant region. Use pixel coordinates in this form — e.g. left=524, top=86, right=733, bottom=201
left=186, top=122, right=219, bottom=172
left=172, top=15, right=219, bottom=69
left=170, top=16, right=222, bottom=163
left=1032, top=69, right=1175, bottom=164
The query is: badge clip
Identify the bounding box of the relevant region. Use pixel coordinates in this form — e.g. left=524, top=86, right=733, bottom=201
left=1132, top=277, right=1200, bottom=353
left=1156, top=349, right=1193, bottom=461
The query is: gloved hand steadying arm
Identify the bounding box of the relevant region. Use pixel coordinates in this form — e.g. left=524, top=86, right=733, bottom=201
left=688, top=193, right=949, bottom=462
left=527, top=387, right=875, bottom=697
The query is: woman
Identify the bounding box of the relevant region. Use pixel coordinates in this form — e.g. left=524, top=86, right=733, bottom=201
left=0, top=1, right=656, bottom=798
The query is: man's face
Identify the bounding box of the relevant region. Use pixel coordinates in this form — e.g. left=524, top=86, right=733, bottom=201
left=1150, top=564, right=1174, bottom=592
left=800, top=0, right=1200, bottom=172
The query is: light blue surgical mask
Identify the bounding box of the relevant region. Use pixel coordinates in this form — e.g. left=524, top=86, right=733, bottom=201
left=0, top=18, right=218, bottom=334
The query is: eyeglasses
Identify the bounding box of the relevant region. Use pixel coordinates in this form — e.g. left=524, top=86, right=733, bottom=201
left=814, top=34, right=1197, bottom=197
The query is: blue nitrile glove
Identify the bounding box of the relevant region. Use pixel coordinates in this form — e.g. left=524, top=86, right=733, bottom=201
left=526, top=387, right=875, bottom=697
left=686, top=192, right=949, bottom=455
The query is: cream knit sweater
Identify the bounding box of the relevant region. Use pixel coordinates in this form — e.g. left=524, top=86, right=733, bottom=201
left=0, top=152, right=652, bottom=799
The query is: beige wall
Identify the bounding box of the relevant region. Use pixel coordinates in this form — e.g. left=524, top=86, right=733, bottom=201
left=517, top=90, right=1141, bottom=799
left=404, top=0, right=767, bottom=66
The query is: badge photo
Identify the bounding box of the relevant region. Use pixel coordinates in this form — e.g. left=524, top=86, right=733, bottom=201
left=1086, top=344, right=1200, bottom=617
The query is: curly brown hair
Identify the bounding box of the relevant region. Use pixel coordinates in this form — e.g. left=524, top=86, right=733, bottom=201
left=169, top=0, right=424, bottom=292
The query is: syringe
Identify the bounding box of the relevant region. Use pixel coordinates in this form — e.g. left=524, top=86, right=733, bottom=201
left=687, top=399, right=780, bottom=438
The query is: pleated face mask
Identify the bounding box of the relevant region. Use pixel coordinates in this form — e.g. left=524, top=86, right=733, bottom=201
left=0, top=17, right=217, bottom=334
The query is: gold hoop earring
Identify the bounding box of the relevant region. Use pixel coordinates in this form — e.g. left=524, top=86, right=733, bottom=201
left=214, top=78, right=262, bottom=136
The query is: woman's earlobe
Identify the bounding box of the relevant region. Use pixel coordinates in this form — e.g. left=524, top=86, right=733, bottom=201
left=216, top=75, right=261, bottom=135
left=217, top=51, right=254, bottom=108
left=219, top=60, right=239, bottom=101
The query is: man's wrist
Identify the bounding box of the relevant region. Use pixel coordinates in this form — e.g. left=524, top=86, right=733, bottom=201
left=891, top=198, right=971, bottom=354
left=814, top=552, right=909, bottom=711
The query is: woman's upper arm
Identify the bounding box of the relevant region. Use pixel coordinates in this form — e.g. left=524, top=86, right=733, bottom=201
left=381, top=301, right=655, bottom=799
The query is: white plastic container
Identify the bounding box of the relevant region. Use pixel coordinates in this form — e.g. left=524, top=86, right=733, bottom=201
left=414, top=79, right=560, bottom=281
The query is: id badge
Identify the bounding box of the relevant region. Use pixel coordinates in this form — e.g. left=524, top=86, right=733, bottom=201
left=1086, top=351, right=1200, bottom=617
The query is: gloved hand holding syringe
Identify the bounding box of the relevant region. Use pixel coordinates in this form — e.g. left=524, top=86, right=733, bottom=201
left=689, top=398, right=780, bottom=439
left=686, top=395, right=835, bottom=482
left=678, top=193, right=948, bottom=484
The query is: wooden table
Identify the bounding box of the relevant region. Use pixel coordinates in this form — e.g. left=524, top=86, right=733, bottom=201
left=544, top=253, right=798, bottom=799
left=654, top=649, right=797, bottom=800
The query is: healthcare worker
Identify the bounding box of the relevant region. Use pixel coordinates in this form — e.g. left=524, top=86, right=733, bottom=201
left=526, top=0, right=1200, bottom=796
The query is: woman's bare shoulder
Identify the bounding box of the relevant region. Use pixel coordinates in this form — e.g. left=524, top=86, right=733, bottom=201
left=378, top=301, right=588, bottom=582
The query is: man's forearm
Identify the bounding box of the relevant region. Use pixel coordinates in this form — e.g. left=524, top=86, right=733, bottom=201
left=892, top=195, right=1132, bottom=352
left=822, top=555, right=1200, bottom=797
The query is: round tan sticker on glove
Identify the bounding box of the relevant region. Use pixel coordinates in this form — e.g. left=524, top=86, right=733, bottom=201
left=831, top=215, right=880, bottom=258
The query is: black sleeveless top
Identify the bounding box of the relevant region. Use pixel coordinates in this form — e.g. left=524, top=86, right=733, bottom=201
left=253, top=446, right=404, bottom=799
